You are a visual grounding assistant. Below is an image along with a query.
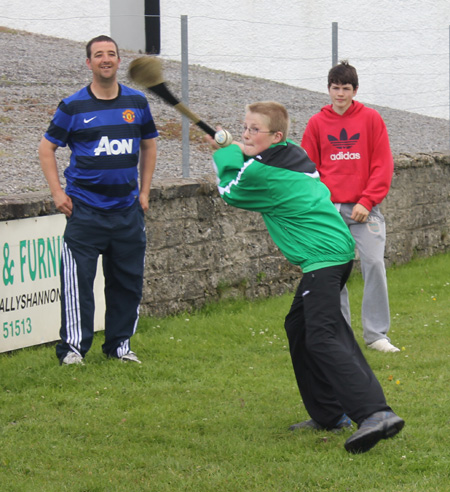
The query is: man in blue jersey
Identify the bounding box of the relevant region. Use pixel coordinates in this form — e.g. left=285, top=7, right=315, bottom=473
left=39, top=35, right=158, bottom=365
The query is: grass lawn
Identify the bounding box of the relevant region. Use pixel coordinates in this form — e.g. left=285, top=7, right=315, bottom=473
left=1, top=253, right=449, bottom=491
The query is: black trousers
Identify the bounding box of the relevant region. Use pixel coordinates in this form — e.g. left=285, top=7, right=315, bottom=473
left=284, top=261, right=391, bottom=427
left=56, top=199, right=146, bottom=360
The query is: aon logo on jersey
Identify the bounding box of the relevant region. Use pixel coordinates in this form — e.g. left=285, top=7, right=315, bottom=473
left=94, top=136, right=133, bottom=156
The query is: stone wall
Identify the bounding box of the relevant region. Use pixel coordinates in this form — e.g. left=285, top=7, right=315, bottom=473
left=143, top=176, right=299, bottom=316
left=2, top=152, right=450, bottom=317
left=382, top=153, right=450, bottom=264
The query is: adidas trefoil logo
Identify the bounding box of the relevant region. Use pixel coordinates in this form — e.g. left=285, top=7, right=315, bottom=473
left=328, top=128, right=360, bottom=149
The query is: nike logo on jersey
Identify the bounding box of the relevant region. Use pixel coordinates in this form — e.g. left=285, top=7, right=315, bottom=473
left=84, top=116, right=97, bottom=124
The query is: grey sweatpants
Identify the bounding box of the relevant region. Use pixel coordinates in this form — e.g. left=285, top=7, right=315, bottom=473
left=337, top=204, right=391, bottom=345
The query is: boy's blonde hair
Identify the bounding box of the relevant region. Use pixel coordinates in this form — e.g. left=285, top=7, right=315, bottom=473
left=245, top=101, right=289, bottom=142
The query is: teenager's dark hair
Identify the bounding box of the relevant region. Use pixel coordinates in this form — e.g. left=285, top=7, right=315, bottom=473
left=328, top=60, right=358, bottom=89
left=86, top=35, right=120, bottom=59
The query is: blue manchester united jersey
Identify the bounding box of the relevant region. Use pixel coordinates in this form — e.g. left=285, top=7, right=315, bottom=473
left=44, top=84, right=158, bottom=209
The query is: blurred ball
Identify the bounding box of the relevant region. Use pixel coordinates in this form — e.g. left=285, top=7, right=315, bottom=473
left=214, top=129, right=233, bottom=147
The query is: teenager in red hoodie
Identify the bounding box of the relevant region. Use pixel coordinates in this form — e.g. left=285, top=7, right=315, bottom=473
left=301, top=61, right=399, bottom=353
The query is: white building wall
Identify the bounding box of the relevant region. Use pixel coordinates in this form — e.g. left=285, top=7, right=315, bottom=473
left=160, top=0, right=450, bottom=119
left=0, top=0, right=110, bottom=41
left=1, top=0, right=449, bottom=119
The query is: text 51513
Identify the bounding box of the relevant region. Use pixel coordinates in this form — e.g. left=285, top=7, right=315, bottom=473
left=3, top=318, right=32, bottom=339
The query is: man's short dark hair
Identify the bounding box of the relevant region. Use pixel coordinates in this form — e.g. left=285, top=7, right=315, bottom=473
left=86, top=35, right=120, bottom=59
left=328, top=60, right=358, bottom=90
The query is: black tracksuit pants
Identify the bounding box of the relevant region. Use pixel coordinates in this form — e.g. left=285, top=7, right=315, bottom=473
left=284, top=261, right=391, bottom=427
left=56, top=199, right=146, bottom=361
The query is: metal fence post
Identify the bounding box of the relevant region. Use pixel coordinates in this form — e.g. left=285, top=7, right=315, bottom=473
left=332, top=22, right=338, bottom=67
left=181, top=15, right=190, bottom=177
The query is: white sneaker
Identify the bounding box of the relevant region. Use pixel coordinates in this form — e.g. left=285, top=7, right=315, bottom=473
left=367, top=339, right=400, bottom=353
left=119, top=351, right=141, bottom=364
left=61, top=351, right=84, bottom=365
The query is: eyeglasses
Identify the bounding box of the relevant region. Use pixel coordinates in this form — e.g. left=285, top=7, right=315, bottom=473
left=242, top=125, right=275, bottom=135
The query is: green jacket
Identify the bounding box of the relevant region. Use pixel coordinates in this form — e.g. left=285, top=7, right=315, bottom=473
left=213, top=140, right=355, bottom=273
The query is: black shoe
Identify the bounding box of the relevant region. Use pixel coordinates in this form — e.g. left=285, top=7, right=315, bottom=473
left=290, top=414, right=352, bottom=433
left=344, top=411, right=405, bottom=454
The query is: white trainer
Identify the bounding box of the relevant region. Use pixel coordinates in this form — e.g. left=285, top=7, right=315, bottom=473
left=61, top=351, right=84, bottom=365
left=367, top=339, right=400, bottom=353
left=119, top=351, right=142, bottom=364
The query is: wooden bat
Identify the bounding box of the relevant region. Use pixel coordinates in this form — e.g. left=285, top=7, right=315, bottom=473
left=128, top=56, right=232, bottom=146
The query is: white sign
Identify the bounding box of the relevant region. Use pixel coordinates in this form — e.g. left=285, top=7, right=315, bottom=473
left=0, top=215, right=105, bottom=353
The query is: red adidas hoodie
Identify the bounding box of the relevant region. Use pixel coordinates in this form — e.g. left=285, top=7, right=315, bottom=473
left=301, top=100, right=394, bottom=212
